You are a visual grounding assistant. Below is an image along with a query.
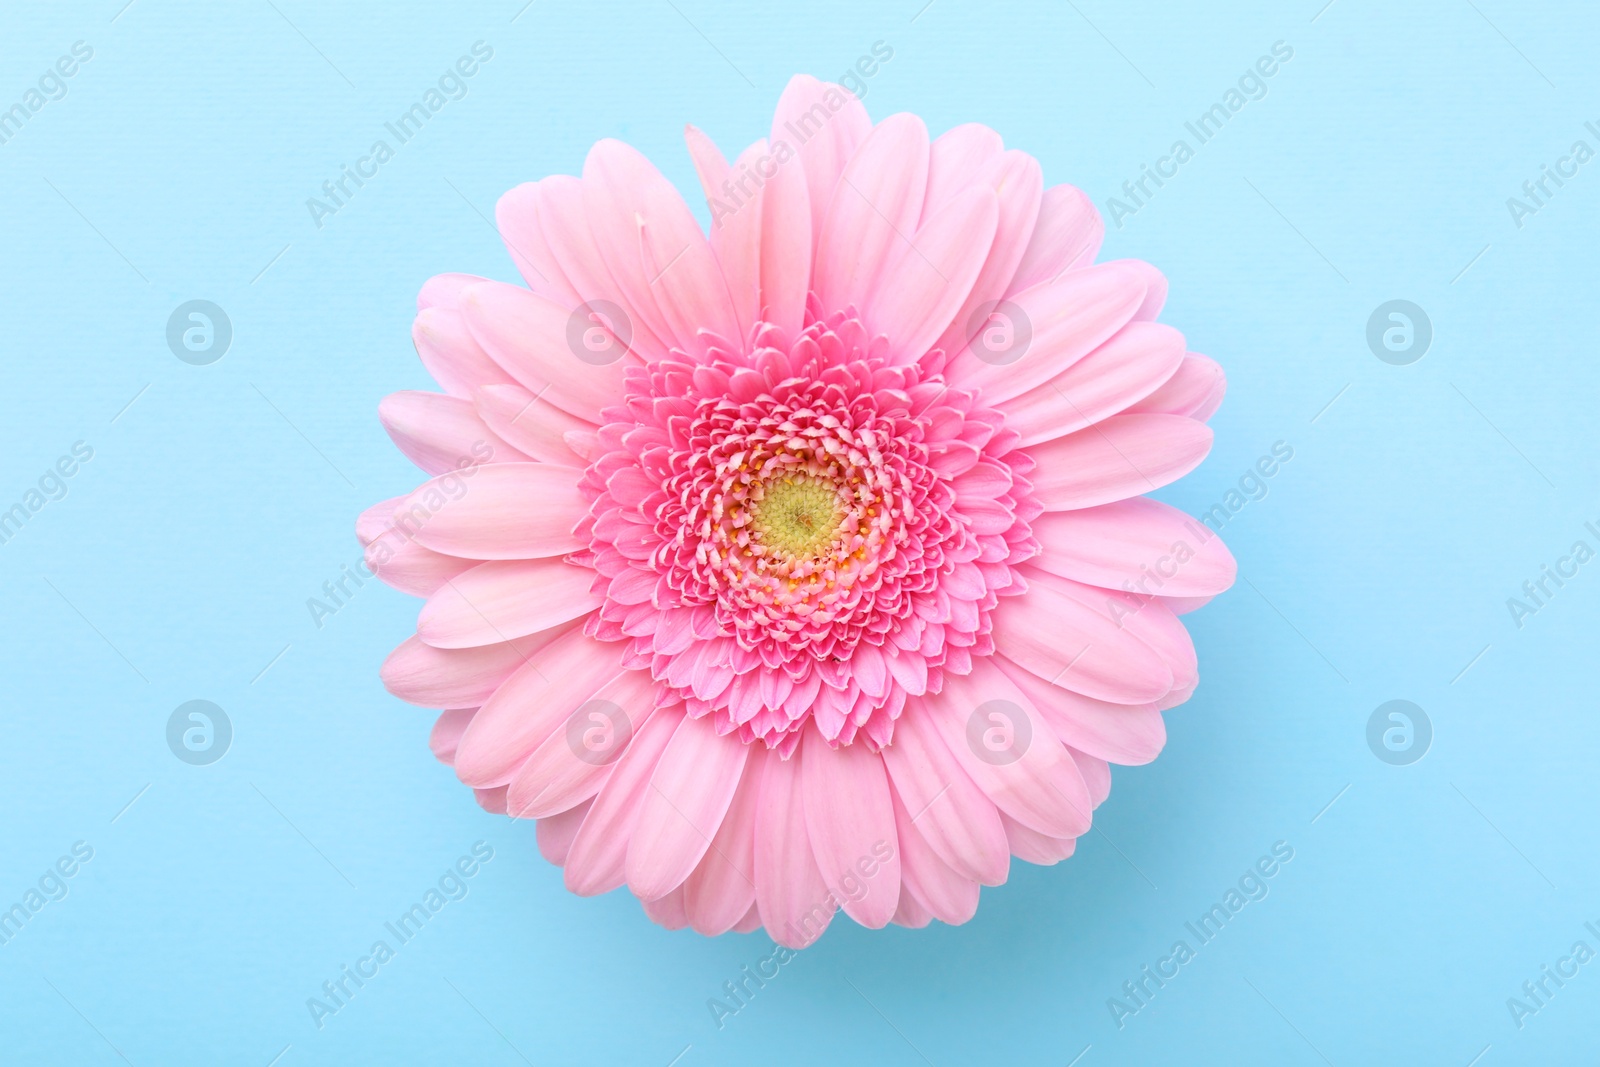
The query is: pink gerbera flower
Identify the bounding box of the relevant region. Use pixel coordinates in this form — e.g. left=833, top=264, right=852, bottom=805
left=361, top=75, right=1234, bottom=946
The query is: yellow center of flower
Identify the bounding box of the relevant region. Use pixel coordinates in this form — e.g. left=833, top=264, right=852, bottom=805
left=751, top=476, right=843, bottom=560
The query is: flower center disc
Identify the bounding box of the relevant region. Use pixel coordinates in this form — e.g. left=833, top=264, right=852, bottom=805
left=751, top=476, right=842, bottom=561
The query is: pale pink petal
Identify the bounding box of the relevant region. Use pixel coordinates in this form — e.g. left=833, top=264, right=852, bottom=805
left=991, top=572, right=1173, bottom=705
left=402, top=463, right=586, bottom=561
left=757, top=135, right=811, bottom=342
left=380, top=630, right=569, bottom=708
left=1127, top=353, right=1227, bottom=421
left=892, top=885, right=933, bottom=929
left=800, top=725, right=900, bottom=929
left=683, top=754, right=764, bottom=936
left=536, top=799, right=592, bottom=866
left=998, top=322, right=1187, bottom=446
left=814, top=113, right=930, bottom=318
left=506, top=667, right=660, bottom=820
left=473, top=383, right=591, bottom=466
left=999, top=657, right=1167, bottom=766
left=1071, top=747, right=1112, bottom=808
left=770, top=74, right=872, bottom=257
left=627, top=714, right=751, bottom=901
left=943, top=261, right=1147, bottom=403
left=1031, top=497, right=1236, bottom=598
left=891, top=789, right=980, bottom=925
left=460, top=281, right=634, bottom=422
left=417, top=558, right=600, bottom=649
left=413, top=303, right=509, bottom=399
left=1008, top=184, right=1103, bottom=293
left=924, top=657, right=1094, bottom=839
left=880, top=709, right=1009, bottom=885
left=585, top=139, right=740, bottom=355
left=641, top=885, right=690, bottom=929
left=688, top=128, right=763, bottom=344
left=869, top=186, right=998, bottom=363
left=927, top=151, right=1044, bottom=366
left=921, top=123, right=1004, bottom=221
left=418, top=272, right=484, bottom=311
left=565, top=705, right=684, bottom=896
left=452, top=627, right=625, bottom=787
left=754, top=745, right=835, bottom=948
left=495, top=181, right=584, bottom=306
left=428, top=708, right=476, bottom=765
left=475, top=786, right=508, bottom=814
left=380, top=391, right=523, bottom=476
left=1025, top=414, right=1212, bottom=512
left=1002, top=812, right=1077, bottom=865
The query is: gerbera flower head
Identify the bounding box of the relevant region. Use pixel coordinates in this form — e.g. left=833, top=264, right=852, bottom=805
left=362, top=75, right=1234, bottom=946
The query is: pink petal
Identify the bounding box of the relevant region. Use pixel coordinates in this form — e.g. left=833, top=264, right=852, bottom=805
left=1031, top=497, right=1236, bottom=598
left=1071, top=747, right=1112, bottom=808
left=758, top=134, right=811, bottom=342
left=536, top=799, right=592, bottom=866
left=535, top=175, right=673, bottom=361
left=402, top=462, right=586, bottom=561
left=494, top=181, right=583, bottom=306
left=687, top=128, right=762, bottom=344
left=641, top=885, right=690, bottom=929
left=413, top=303, right=509, bottom=399
left=1126, top=353, right=1227, bottom=421
left=452, top=627, right=625, bottom=787
left=891, top=789, right=980, bottom=925
left=943, top=260, right=1147, bottom=404
left=880, top=708, right=1009, bottom=885
left=428, top=708, right=476, bottom=765
left=999, top=656, right=1167, bottom=765
left=991, top=571, right=1173, bottom=704
left=1025, top=414, right=1212, bottom=512
left=814, top=113, right=930, bottom=318
left=998, top=322, right=1187, bottom=446
left=923, top=657, right=1094, bottom=839
left=380, top=631, right=567, bottom=708
left=1002, top=812, right=1077, bottom=865
left=927, top=151, right=1045, bottom=366
left=460, top=281, right=633, bottom=422
left=921, top=123, right=1004, bottom=221
left=416, top=558, right=600, bottom=649
left=754, top=745, right=835, bottom=948
left=800, top=726, right=900, bottom=929
left=473, top=383, right=591, bottom=466
left=683, top=754, right=765, bottom=936
left=585, top=139, right=740, bottom=356
left=1008, top=184, right=1103, bottom=293
left=627, top=714, right=751, bottom=901
left=564, top=705, right=684, bottom=896
left=380, top=391, right=523, bottom=475
left=770, top=74, right=872, bottom=258
left=869, top=185, right=998, bottom=363
left=506, top=667, right=660, bottom=819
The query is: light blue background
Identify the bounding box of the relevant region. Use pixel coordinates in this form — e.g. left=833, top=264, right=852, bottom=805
left=3, top=1, right=1596, bottom=1063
